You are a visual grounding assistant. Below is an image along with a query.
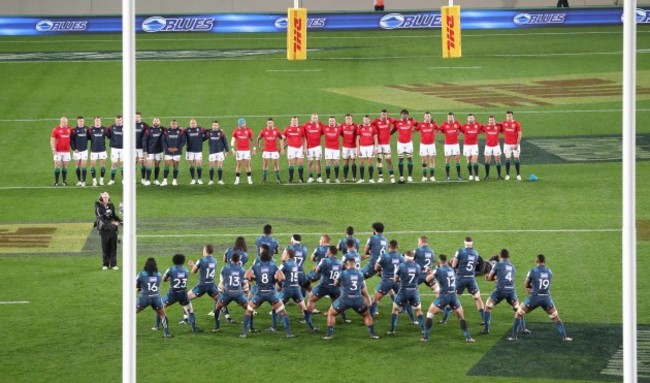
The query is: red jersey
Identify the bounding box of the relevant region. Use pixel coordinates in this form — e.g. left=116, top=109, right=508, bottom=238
left=322, top=125, right=342, bottom=150
left=258, top=128, right=283, bottom=152
left=482, top=124, right=502, bottom=147
left=303, top=122, right=323, bottom=149
left=340, top=123, right=358, bottom=149
left=283, top=125, right=304, bottom=148
left=392, top=118, right=417, bottom=143
left=501, top=120, right=522, bottom=145
left=416, top=122, right=438, bottom=145
left=439, top=121, right=462, bottom=145
left=51, top=125, right=72, bottom=152
left=372, top=117, right=395, bottom=145
left=232, top=127, right=254, bottom=151
left=461, top=122, right=482, bottom=145
left=357, top=124, right=377, bottom=146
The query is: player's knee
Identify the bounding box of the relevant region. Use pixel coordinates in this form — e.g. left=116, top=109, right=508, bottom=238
left=516, top=307, right=526, bottom=317
left=414, top=304, right=422, bottom=311
left=246, top=305, right=255, bottom=312
left=486, top=301, right=494, bottom=309
left=472, top=291, right=481, bottom=300
left=275, top=304, right=286, bottom=313
left=426, top=312, right=434, bottom=319
left=392, top=302, right=401, bottom=311
left=549, top=310, right=559, bottom=320
left=182, top=304, right=193, bottom=313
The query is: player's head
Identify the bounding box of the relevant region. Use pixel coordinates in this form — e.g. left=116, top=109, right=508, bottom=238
left=438, top=254, right=448, bottom=264
left=328, top=116, right=336, bottom=126
left=320, top=234, right=330, bottom=246
left=467, top=113, right=475, bottom=123
left=135, top=112, right=142, bottom=123
left=310, top=113, right=319, bottom=123
left=404, top=250, right=414, bottom=261
left=189, top=119, right=197, bottom=128
left=418, top=236, right=428, bottom=246
left=536, top=254, right=545, bottom=264
left=488, top=115, right=495, bottom=125
left=60, top=116, right=68, bottom=126
left=345, top=114, right=352, bottom=124
left=283, top=247, right=295, bottom=261
left=231, top=252, right=241, bottom=264
left=400, top=109, right=409, bottom=120
left=263, top=224, right=272, bottom=235
left=290, top=116, right=299, bottom=126
left=423, top=112, right=431, bottom=122
left=346, top=238, right=356, bottom=250
left=389, top=239, right=398, bottom=251
left=203, top=244, right=214, bottom=256
left=291, top=234, right=302, bottom=244
left=506, top=111, right=514, bottom=121
left=266, top=118, right=274, bottom=128
left=447, top=112, right=455, bottom=122
left=380, top=109, right=388, bottom=119
left=345, top=253, right=357, bottom=267
left=238, top=118, right=246, bottom=128
left=260, top=244, right=271, bottom=261
left=363, top=115, right=371, bottom=125
left=346, top=226, right=354, bottom=236
left=151, top=117, right=160, bottom=127
left=99, top=191, right=110, bottom=203
left=170, top=119, right=178, bottom=129
left=234, top=236, right=247, bottom=252
left=94, top=116, right=102, bottom=127
left=464, top=236, right=473, bottom=247
left=499, top=249, right=510, bottom=259
left=212, top=120, right=220, bottom=130
left=372, top=222, right=384, bottom=234
left=115, top=115, right=123, bottom=125
left=172, top=253, right=185, bottom=266
left=144, top=257, right=158, bottom=275
left=76, top=116, right=84, bottom=127
left=327, top=245, right=338, bottom=257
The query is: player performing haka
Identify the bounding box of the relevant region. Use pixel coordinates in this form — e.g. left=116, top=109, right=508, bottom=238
left=257, top=118, right=284, bottom=184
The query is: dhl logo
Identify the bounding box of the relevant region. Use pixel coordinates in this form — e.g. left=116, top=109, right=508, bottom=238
left=293, top=17, right=302, bottom=53
left=445, top=15, right=456, bottom=51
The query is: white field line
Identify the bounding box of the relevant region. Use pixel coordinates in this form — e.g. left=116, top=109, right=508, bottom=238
left=265, top=69, right=322, bottom=72
left=0, top=108, right=647, bottom=123
left=428, top=66, right=482, bottom=69
left=0, top=301, right=30, bottom=304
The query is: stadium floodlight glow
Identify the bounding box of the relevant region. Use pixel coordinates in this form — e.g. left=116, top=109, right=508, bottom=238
left=121, top=0, right=136, bottom=381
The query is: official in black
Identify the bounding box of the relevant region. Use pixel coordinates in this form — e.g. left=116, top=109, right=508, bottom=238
left=95, top=191, right=122, bottom=270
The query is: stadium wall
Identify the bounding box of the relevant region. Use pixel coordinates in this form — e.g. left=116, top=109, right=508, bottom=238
left=0, top=0, right=628, bottom=16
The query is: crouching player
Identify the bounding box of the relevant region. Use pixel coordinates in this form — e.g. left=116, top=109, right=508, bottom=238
left=213, top=252, right=249, bottom=332
left=388, top=250, right=425, bottom=334
left=323, top=254, right=380, bottom=340
left=307, top=245, right=342, bottom=317
left=509, top=254, right=572, bottom=342
left=157, top=254, right=202, bottom=333
left=136, top=257, right=172, bottom=338
left=421, top=255, right=475, bottom=343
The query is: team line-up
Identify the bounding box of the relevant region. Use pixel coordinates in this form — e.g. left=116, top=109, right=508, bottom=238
left=49, top=109, right=524, bottom=187
left=137, top=223, right=572, bottom=342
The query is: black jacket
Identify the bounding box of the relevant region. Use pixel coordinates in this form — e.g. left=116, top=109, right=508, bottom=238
left=95, top=201, right=122, bottom=232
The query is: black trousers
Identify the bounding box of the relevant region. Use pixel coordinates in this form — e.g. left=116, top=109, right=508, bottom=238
left=100, top=230, right=118, bottom=267
left=557, top=0, right=569, bottom=7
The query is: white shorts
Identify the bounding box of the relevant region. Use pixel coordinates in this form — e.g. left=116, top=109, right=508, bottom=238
left=341, top=147, right=357, bottom=159
left=165, top=154, right=181, bottom=162
left=377, top=144, right=391, bottom=155
left=262, top=151, right=280, bottom=160
left=444, top=144, right=460, bottom=156
left=91, top=151, right=108, bottom=161
left=307, top=147, right=322, bottom=160
left=324, top=148, right=340, bottom=160
left=110, top=148, right=124, bottom=162
left=235, top=150, right=251, bottom=161
left=484, top=145, right=502, bottom=157
left=186, top=152, right=203, bottom=161
left=147, top=152, right=163, bottom=161
left=209, top=152, right=225, bottom=162
left=463, top=144, right=479, bottom=157
left=397, top=142, right=414, bottom=157
left=358, top=145, right=375, bottom=158
left=73, top=151, right=88, bottom=161
left=54, top=151, right=71, bottom=162
left=503, top=144, right=521, bottom=158
left=136, top=149, right=144, bottom=159
left=287, top=146, right=304, bottom=160
left=419, top=144, right=436, bottom=157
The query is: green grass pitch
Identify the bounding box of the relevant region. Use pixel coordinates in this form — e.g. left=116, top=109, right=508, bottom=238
left=0, top=24, right=649, bottom=383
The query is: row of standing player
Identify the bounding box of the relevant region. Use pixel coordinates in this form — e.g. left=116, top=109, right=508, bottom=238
left=136, top=223, right=571, bottom=342
left=49, top=110, right=523, bottom=187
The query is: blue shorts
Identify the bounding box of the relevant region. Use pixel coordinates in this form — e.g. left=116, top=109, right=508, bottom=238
left=137, top=295, right=163, bottom=311
left=433, top=293, right=461, bottom=311
left=298, top=273, right=311, bottom=289
left=332, top=297, right=368, bottom=314
left=280, top=287, right=304, bottom=304
left=219, top=291, right=248, bottom=306
left=251, top=290, right=281, bottom=307
left=361, top=263, right=377, bottom=279
left=376, top=280, right=399, bottom=295
left=523, top=295, right=555, bottom=312
left=191, top=283, right=219, bottom=298
left=162, top=290, right=190, bottom=307
left=394, top=289, right=421, bottom=307
left=489, top=290, right=518, bottom=307
left=455, top=277, right=480, bottom=296
left=312, top=285, right=340, bottom=300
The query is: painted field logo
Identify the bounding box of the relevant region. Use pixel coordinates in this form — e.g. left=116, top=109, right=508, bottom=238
left=35, top=19, right=87, bottom=32
left=0, top=223, right=92, bottom=255
left=513, top=13, right=566, bottom=25
left=141, top=16, right=214, bottom=33
left=380, top=13, right=441, bottom=29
